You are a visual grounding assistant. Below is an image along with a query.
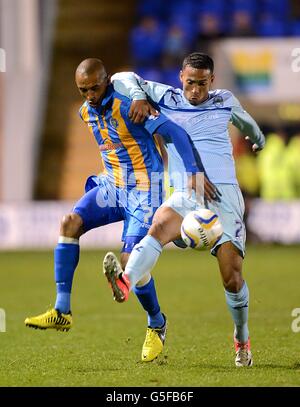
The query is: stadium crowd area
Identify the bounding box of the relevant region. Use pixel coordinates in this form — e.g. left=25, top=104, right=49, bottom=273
left=129, top=0, right=300, bottom=87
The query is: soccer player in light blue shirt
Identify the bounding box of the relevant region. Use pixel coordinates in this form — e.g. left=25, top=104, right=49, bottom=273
left=104, top=52, right=265, bottom=366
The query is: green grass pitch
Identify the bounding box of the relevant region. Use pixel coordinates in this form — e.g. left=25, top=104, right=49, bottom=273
left=1, top=245, right=300, bottom=386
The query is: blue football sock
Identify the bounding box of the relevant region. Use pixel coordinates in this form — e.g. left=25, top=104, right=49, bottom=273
left=133, top=277, right=164, bottom=328
left=225, top=281, right=249, bottom=344
left=125, top=235, right=162, bottom=288
left=54, top=239, right=79, bottom=313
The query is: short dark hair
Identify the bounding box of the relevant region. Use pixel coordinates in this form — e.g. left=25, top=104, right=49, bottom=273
left=182, top=52, right=214, bottom=73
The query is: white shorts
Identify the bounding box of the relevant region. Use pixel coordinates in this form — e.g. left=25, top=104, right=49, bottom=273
left=162, top=184, right=246, bottom=257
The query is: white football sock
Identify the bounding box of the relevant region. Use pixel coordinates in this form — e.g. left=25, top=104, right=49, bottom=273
left=124, top=235, right=162, bottom=289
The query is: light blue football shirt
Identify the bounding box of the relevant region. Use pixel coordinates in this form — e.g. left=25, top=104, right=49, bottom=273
left=112, top=73, right=265, bottom=191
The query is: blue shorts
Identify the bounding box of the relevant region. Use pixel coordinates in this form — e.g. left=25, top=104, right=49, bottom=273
left=73, top=176, right=163, bottom=253
left=162, top=184, right=246, bottom=257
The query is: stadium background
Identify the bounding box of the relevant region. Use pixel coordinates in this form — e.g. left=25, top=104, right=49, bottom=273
left=0, top=0, right=300, bottom=388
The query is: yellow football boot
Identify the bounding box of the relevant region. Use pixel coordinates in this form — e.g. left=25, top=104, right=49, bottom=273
left=141, top=314, right=167, bottom=362
left=24, top=308, right=72, bottom=332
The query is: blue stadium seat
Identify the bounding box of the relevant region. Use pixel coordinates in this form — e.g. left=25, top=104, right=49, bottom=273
left=260, top=0, right=290, bottom=19
left=130, top=17, right=166, bottom=67
left=229, top=0, right=257, bottom=13
left=168, top=0, right=196, bottom=16
left=168, top=15, right=197, bottom=43
left=256, top=17, right=287, bottom=37
left=195, top=0, right=227, bottom=14
left=290, top=21, right=300, bottom=36
left=162, top=68, right=181, bottom=89
left=137, top=0, right=167, bottom=18
left=135, top=67, right=164, bottom=83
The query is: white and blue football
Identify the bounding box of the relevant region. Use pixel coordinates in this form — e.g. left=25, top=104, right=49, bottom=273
left=181, top=209, right=223, bottom=250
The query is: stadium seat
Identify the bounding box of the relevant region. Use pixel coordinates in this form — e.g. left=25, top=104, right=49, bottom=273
left=137, top=0, right=167, bottom=19
left=290, top=20, right=300, bottom=36
left=256, top=17, right=287, bottom=37
left=195, top=0, right=227, bottom=14
left=162, top=68, right=181, bottom=89
left=135, top=67, right=164, bottom=83
left=230, top=0, right=257, bottom=14
left=166, top=16, right=197, bottom=44
left=260, top=0, right=290, bottom=20
left=130, top=16, right=166, bottom=67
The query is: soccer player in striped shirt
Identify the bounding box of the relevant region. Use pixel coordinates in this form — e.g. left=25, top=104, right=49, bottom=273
left=25, top=58, right=214, bottom=363
left=105, top=52, right=265, bottom=367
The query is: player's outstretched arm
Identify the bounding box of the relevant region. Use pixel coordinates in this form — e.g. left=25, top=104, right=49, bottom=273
left=111, top=72, right=170, bottom=123
left=230, top=96, right=265, bottom=152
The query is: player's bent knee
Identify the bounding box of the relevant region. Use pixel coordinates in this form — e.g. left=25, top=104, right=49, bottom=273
left=223, top=274, right=243, bottom=293
left=149, top=221, right=166, bottom=241
left=60, top=213, right=83, bottom=237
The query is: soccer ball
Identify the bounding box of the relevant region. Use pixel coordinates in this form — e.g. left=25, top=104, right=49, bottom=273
left=180, top=209, right=223, bottom=250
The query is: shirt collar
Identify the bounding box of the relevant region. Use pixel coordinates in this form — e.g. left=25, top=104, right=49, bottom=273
left=88, top=84, right=114, bottom=114
left=100, top=84, right=114, bottom=108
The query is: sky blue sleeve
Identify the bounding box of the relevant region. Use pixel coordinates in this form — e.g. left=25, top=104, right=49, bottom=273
left=230, top=95, right=265, bottom=148
left=111, top=72, right=170, bottom=102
